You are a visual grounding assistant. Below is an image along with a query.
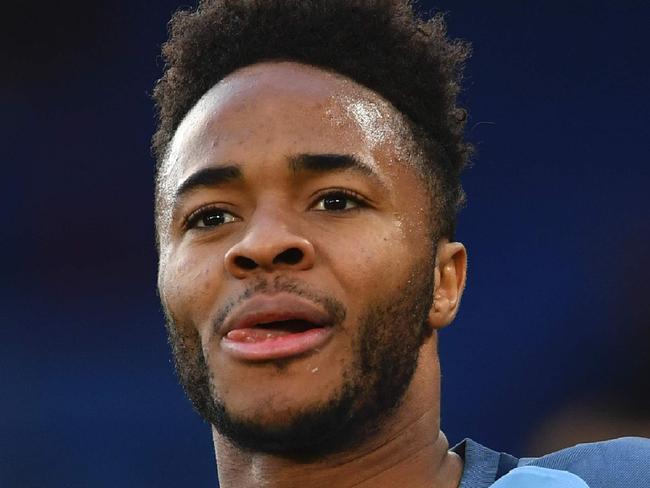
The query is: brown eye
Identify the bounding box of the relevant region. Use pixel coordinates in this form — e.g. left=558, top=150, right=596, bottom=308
left=188, top=208, right=238, bottom=229
left=313, top=191, right=362, bottom=211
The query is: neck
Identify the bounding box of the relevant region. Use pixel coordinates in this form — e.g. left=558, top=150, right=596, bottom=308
left=212, top=342, right=463, bottom=488
left=213, top=411, right=461, bottom=488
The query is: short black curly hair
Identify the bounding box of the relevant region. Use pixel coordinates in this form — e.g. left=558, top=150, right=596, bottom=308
left=153, top=0, right=471, bottom=238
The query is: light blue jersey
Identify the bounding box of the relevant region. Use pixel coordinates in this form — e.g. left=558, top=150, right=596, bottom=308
left=452, top=437, right=650, bottom=488
left=491, top=466, right=589, bottom=487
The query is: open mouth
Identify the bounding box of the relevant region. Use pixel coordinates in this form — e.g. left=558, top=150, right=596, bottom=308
left=220, top=294, right=336, bottom=361
left=221, top=318, right=333, bottom=361
left=227, top=319, right=322, bottom=343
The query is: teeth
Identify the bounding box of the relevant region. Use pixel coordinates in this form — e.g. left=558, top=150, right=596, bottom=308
left=255, top=319, right=315, bottom=332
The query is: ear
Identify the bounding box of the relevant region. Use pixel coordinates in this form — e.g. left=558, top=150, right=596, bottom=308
left=428, top=239, right=467, bottom=330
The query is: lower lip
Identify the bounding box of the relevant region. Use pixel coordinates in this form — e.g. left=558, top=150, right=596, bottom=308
left=221, top=327, right=333, bottom=361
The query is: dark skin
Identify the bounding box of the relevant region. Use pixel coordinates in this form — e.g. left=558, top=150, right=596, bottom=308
left=157, top=61, right=467, bottom=487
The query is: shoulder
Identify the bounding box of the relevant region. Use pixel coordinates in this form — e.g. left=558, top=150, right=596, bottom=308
left=521, top=437, right=650, bottom=488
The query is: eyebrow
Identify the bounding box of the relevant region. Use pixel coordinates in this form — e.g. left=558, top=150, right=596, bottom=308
left=174, top=165, right=242, bottom=201
left=288, top=153, right=372, bottom=175
left=288, top=153, right=387, bottom=189
left=173, top=153, right=386, bottom=205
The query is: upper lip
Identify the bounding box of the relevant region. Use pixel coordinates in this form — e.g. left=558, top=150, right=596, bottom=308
left=220, top=293, right=332, bottom=336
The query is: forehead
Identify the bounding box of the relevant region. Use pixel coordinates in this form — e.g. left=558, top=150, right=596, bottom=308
left=160, top=61, right=419, bottom=185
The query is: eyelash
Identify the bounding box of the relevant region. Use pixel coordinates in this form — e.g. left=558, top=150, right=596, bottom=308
left=183, top=205, right=238, bottom=230
left=311, top=188, right=368, bottom=211
left=183, top=189, right=368, bottom=231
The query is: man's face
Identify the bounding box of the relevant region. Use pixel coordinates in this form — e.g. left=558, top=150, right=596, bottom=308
left=157, top=62, right=440, bottom=456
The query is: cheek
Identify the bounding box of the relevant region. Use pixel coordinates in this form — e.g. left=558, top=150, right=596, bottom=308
left=159, top=246, right=226, bottom=338
left=324, top=221, right=421, bottom=300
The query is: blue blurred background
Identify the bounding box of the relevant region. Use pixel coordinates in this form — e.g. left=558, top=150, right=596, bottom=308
left=2, top=1, right=649, bottom=486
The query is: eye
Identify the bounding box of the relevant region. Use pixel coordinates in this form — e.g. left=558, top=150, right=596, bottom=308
left=312, top=190, right=365, bottom=211
left=186, top=207, right=239, bottom=229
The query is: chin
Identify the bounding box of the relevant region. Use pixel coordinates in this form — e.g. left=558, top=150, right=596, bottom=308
left=219, top=376, right=346, bottom=426
left=212, top=380, right=363, bottom=458
left=229, top=402, right=321, bottom=432
left=208, top=338, right=350, bottom=411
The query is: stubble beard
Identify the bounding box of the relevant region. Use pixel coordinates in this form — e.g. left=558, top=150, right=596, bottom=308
left=163, top=263, right=435, bottom=460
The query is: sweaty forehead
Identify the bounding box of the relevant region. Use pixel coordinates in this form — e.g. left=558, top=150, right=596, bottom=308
left=161, top=61, right=416, bottom=180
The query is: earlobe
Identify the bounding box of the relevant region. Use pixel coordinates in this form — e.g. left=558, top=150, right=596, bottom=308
left=428, top=240, right=467, bottom=330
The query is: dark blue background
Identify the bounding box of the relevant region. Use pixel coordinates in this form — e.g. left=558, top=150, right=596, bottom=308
left=3, top=1, right=648, bottom=486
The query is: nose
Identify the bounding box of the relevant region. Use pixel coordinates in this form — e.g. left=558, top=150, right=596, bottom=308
left=224, top=211, right=315, bottom=279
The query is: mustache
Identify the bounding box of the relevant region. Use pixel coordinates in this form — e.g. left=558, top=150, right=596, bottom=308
left=212, top=277, right=347, bottom=334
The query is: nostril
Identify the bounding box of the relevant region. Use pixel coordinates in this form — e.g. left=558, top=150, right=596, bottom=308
left=274, top=247, right=303, bottom=265
left=234, top=256, right=257, bottom=270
